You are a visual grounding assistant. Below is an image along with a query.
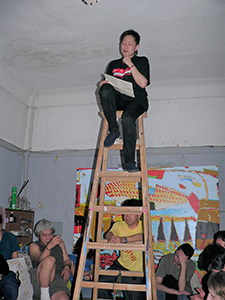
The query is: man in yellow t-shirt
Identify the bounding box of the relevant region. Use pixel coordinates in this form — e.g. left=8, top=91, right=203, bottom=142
left=98, top=198, right=145, bottom=300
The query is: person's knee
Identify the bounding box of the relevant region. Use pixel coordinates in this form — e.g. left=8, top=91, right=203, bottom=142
left=58, top=293, right=69, bottom=300
left=40, top=256, right=56, bottom=270
left=177, top=294, right=189, bottom=300
left=51, top=291, right=69, bottom=300
left=121, top=114, right=135, bottom=127
left=156, top=289, right=166, bottom=300
left=99, top=83, right=114, bottom=100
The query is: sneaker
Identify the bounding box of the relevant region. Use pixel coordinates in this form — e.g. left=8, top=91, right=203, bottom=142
left=125, top=162, right=139, bottom=172
left=104, top=131, right=120, bottom=148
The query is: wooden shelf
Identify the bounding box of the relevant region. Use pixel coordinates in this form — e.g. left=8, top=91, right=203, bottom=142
left=5, top=209, right=34, bottom=245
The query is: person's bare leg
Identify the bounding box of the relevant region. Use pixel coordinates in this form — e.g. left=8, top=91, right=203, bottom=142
left=51, top=291, right=69, bottom=300
left=37, top=256, right=56, bottom=286
left=36, top=256, right=56, bottom=300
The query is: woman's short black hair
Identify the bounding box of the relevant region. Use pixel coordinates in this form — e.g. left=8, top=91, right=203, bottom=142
left=0, top=214, right=2, bottom=224
left=119, top=29, right=140, bottom=46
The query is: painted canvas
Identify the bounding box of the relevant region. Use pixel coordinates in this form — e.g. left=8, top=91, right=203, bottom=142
left=74, top=166, right=219, bottom=271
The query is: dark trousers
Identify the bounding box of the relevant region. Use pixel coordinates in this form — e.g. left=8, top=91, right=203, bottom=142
left=0, top=272, right=19, bottom=300
left=97, top=260, right=145, bottom=300
left=99, top=83, right=146, bottom=165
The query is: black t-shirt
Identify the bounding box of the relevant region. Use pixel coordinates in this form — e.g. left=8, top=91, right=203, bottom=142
left=106, top=55, right=150, bottom=110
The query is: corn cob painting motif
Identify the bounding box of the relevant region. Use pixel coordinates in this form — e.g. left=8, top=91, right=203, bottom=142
left=74, top=166, right=219, bottom=268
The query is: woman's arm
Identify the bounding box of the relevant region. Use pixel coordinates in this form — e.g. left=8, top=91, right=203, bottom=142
left=123, top=56, right=148, bottom=88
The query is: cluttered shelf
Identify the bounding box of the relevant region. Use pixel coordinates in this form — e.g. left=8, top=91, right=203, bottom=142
left=5, top=209, right=34, bottom=245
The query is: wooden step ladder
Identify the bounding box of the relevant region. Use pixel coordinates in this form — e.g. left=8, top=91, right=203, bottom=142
left=72, top=111, right=157, bottom=300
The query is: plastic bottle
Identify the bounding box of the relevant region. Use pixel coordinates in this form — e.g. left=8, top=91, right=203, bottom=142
left=11, top=186, right=17, bottom=209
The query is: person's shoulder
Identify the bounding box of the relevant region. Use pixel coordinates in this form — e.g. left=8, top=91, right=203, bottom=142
left=133, top=55, right=149, bottom=62
left=160, top=253, right=173, bottom=261
left=3, top=230, right=17, bottom=240
left=110, top=57, right=122, bottom=63
left=87, top=257, right=93, bottom=263
left=108, top=57, right=123, bottom=66
left=188, top=258, right=196, bottom=267
left=113, top=220, right=125, bottom=225
left=112, top=220, right=126, bottom=229
left=69, top=253, right=77, bottom=263
left=29, top=241, right=39, bottom=249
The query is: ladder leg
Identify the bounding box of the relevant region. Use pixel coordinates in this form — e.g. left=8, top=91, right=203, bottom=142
left=93, top=148, right=109, bottom=299
left=138, top=114, right=157, bottom=300
left=73, top=116, right=108, bottom=300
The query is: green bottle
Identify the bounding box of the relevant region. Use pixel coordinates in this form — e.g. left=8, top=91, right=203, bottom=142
left=11, top=186, right=17, bottom=209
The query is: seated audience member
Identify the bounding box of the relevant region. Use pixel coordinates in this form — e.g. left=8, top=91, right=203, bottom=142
left=0, top=214, right=19, bottom=260
left=0, top=214, right=20, bottom=300
left=98, top=198, right=145, bottom=300
left=190, top=245, right=225, bottom=300
left=156, top=243, right=195, bottom=300
left=69, top=236, right=94, bottom=283
left=198, top=244, right=225, bottom=272
left=213, top=230, right=225, bottom=248
left=0, top=254, right=19, bottom=300
left=207, top=271, right=225, bottom=300
left=208, top=247, right=225, bottom=273
left=29, top=219, right=70, bottom=300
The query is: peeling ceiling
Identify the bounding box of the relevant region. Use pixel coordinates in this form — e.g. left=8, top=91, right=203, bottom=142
left=0, top=0, right=224, bottom=95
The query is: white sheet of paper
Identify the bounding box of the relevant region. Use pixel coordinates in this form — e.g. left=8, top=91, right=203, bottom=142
left=104, top=73, right=135, bottom=98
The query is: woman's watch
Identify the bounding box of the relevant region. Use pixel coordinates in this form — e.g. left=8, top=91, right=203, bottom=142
left=123, top=237, right=128, bottom=243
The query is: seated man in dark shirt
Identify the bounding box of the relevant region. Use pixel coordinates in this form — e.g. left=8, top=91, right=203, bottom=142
left=156, top=243, right=195, bottom=300
left=0, top=214, right=20, bottom=300
left=29, top=219, right=71, bottom=300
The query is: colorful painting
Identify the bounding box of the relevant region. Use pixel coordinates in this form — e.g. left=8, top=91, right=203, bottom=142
left=74, top=166, right=219, bottom=271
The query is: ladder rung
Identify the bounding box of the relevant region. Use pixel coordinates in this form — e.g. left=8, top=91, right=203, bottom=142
left=109, top=143, right=140, bottom=150
left=90, top=206, right=145, bottom=214
left=87, top=241, right=145, bottom=251
left=98, top=269, right=144, bottom=277
left=113, top=139, right=141, bottom=146
left=80, top=281, right=146, bottom=292
left=114, top=111, right=147, bottom=119
left=99, top=171, right=142, bottom=182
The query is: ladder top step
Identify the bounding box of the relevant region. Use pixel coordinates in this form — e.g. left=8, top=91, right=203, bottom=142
left=100, top=111, right=147, bottom=119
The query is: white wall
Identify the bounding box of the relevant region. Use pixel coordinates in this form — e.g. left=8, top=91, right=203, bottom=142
left=1, top=77, right=224, bottom=152
left=0, top=87, right=28, bottom=149
left=30, top=79, right=225, bottom=151
left=0, top=66, right=33, bottom=150
left=147, top=79, right=225, bottom=148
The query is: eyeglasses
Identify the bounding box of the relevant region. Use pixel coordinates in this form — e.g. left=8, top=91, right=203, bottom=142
left=40, top=232, right=53, bottom=238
